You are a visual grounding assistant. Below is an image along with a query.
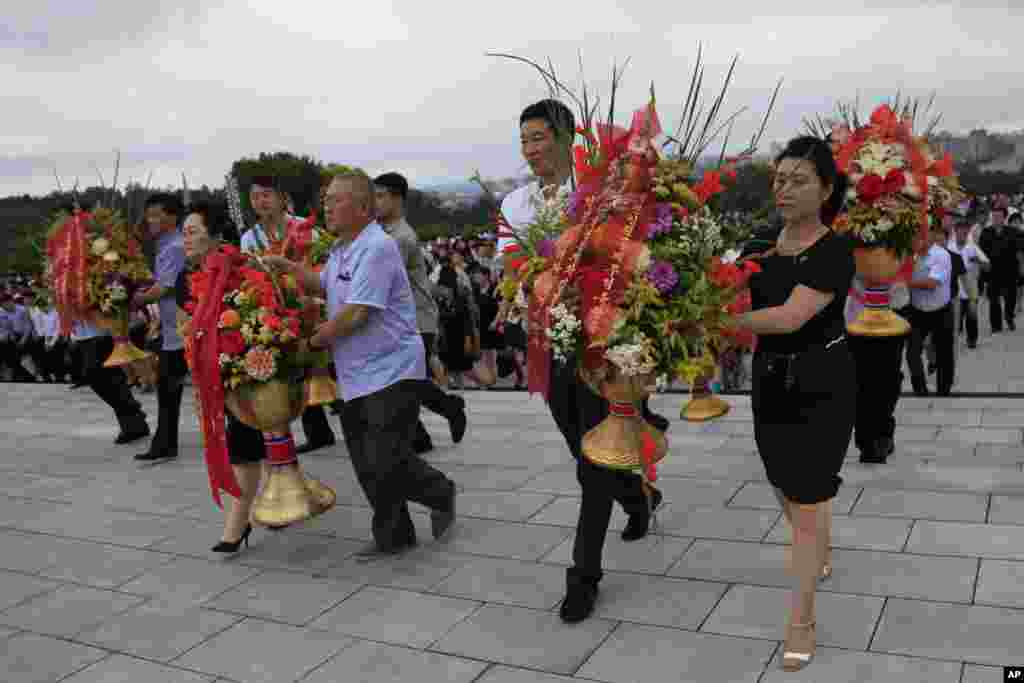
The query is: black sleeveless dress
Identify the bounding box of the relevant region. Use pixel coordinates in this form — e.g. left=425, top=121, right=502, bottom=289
left=748, top=231, right=856, bottom=504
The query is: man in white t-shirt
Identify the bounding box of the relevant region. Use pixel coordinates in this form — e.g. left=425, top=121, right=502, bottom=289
left=906, top=224, right=955, bottom=396
left=948, top=216, right=988, bottom=349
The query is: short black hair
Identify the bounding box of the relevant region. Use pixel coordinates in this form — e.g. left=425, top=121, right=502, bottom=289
left=186, top=201, right=225, bottom=238
left=250, top=176, right=283, bottom=192
left=774, top=136, right=849, bottom=227
left=519, top=99, right=576, bottom=143
left=144, top=192, right=183, bottom=218
left=374, top=172, right=409, bottom=200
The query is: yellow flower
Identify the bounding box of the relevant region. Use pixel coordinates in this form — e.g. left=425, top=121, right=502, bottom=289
left=91, top=238, right=110, bottom=256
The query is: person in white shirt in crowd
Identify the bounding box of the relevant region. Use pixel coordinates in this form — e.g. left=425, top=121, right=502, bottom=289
left=948, top=215, right=989, bottom=349
left=27, top=295, right=58, bottom=382
left=0, top=293, right=37, bottom=382
left=906, top=223, right=955, bottom=396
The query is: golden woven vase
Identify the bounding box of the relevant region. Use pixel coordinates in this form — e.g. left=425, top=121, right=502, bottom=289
left=97, top=316, right=151, bottom=368
left=581, top=368, right=668, bottom=471
left=681, top=375, right=730, bottom=422
left=848, top=247, right=911, bottom=337
left=225, top=381, right=335, bottom=527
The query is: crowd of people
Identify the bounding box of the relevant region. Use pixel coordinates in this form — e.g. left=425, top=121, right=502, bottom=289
left=4, top=94, right=1024, bottom=673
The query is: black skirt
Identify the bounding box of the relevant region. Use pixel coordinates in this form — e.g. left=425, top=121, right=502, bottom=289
left=226, top=413, right=266, bottom=465
left=751, top=342, right=856, bottom=504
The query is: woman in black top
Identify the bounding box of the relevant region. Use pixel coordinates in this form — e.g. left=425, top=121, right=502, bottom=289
left=733, top=137, right=855, bottom=672
left=181, top=202, right=265, bottom=554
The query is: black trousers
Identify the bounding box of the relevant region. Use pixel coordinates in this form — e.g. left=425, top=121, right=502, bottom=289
left=148, top=349, right=187, bottom=455
left=1, top=340, right=34, bottom=381
left=415, top=333, right=460, bottom=446
left=338, top=379, right=454, bottom=550
left=907, top=305, right=955, bottom=396
left=988, top=276, right=1018, bottom=332
left=848, top=334, right=906, bottom=452
left=76, top=336, right=146, bottom=427
left=301, top=405, right=335, bottom=444
left=547, top=357, right=648, bottom=583
left=959, top=298, right=979, bottom=346
left=26, top=338, right=51, bottom=379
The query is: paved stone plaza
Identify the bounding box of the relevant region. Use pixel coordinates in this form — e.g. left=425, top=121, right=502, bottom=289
left=2, top=366, right=1024, bottom=682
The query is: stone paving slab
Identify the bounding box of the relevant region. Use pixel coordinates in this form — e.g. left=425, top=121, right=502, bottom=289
left=3, top=383, right=1024, bottom=680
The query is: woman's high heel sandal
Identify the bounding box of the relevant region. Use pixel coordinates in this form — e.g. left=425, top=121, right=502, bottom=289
left=212, top=524, right=252, bottom=554
left=782, top=620, right=816, bottom=672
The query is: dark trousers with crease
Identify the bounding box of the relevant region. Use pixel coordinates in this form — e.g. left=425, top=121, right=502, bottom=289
left=988, top=276, right=1018, bottom=332
left=848, top=333, right=906, bottom=453
left=76, top=336, right=146, bottom=427
left=906, top=305, right=955, bottom=396
left=148, top=349, right=187, bottom=454
left=301, top=405, right=335, bottom=444
left=414, top=332, right=460, bottom=446
left=546, top=357, right=648, bottom=584
left=339, top=379, right=454, bottom=550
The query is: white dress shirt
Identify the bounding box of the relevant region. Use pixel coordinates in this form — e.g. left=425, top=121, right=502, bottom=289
left=910, top=245, right=953, bottom=312
left=497, top=179, right=572, bottom=255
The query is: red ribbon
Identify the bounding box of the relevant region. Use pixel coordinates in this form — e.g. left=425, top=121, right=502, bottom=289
left=608, top=401, right=639, bottom=418
left=191, top=248, right=242, bottom=507
left=264, top=433, right=297, bottom=466
left=48, top=212, right=91, bottom=337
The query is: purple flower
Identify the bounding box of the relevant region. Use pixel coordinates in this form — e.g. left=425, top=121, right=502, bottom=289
left=646, top=259, right=679, bottom=295
left=645, top=203, right=674, bottom=239
left=537, top=239, right=556, bottom=259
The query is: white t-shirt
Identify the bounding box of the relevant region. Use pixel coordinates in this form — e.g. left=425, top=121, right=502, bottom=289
left=910, top=245, right=953, bottom=312
left=497, top=179, right=572, bottom=255
left=947, top=240, right=989, bottom=300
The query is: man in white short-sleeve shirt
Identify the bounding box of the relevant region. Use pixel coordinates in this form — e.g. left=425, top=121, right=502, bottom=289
left=907, top=223, right=955, bottom=396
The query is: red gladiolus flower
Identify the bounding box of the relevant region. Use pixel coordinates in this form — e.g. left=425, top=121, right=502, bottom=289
left=219, top=330, right=245, bottom=355
left=882, top=169, right=906, bottom=194
left=856, top=174, right=885, bottom=203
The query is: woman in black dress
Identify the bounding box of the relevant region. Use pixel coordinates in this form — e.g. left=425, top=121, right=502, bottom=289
left=733, top=137, right=855, bottom=672
left=180, top=202, right=265, bottom=554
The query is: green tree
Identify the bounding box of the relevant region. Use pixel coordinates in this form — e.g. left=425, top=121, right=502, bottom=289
left=230, top=152, right=325, bottom=223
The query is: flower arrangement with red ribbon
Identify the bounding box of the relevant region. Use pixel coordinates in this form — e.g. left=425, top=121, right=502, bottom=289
left=526, top=96, right=758, bottom=397
left=45, top=208, right=152, bottom=336
left=831, top=103, right=958, bottom=261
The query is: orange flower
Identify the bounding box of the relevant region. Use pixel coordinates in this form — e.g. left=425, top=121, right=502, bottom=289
left=219, top=309, right=241, bottom=329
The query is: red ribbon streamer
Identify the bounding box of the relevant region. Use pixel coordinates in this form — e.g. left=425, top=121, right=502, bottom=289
left=191, top=249, right=242, bottom=507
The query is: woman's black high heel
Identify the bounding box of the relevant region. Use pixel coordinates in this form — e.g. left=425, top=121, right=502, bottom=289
left=212, top=524, right=252, bottom=554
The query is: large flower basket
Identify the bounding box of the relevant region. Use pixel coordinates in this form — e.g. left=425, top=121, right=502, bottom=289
left=681, top=373, right=730, bottom=422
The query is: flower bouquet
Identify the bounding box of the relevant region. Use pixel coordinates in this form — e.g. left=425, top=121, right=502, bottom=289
left=187, top=244, right=335, bottom=527
left=821, top=98, right=956, bottom=336
left=45, top=208, right=153, bottom=367
left=489, top=50, right=778, bottom=485
left=300, top=227, right=340, bottom=407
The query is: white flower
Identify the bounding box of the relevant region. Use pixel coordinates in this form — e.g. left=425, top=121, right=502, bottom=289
left=103, top=251, right=120, bottom=263
left=218, top=353, right=232, bottom=367
left=546, top=303, right=582, bottom=363
left=91, top=238, right=110, bottom=256
left=722, top=248, right=741, bottom=264
left=604, top=335, right=657, bottom=376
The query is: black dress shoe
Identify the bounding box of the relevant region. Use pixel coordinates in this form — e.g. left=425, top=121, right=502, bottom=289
left=449, top=397, right=467, bottom=444
left=354, top=538, right=417, bottom=560
left=621, top=488, right=663, bottom=541
left=295, top=439, right=334, bottom=455
left=114, top=426, right=150, bottom=445
left=413, top=439, right=434, bottom=455
left=560, top=575, right=599, bottom=623
left=431, top=488, right=456, bottom=540
left=134, top=450, right=178, bottom=462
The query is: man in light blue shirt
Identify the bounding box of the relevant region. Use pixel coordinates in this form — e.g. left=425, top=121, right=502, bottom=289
left=133, top=193, right=187, bottom=461
left=268, top=170, right=456, bottom=556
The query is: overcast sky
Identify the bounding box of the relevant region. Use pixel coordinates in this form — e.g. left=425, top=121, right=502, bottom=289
left=2, top=1, right=1022, bottom=198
